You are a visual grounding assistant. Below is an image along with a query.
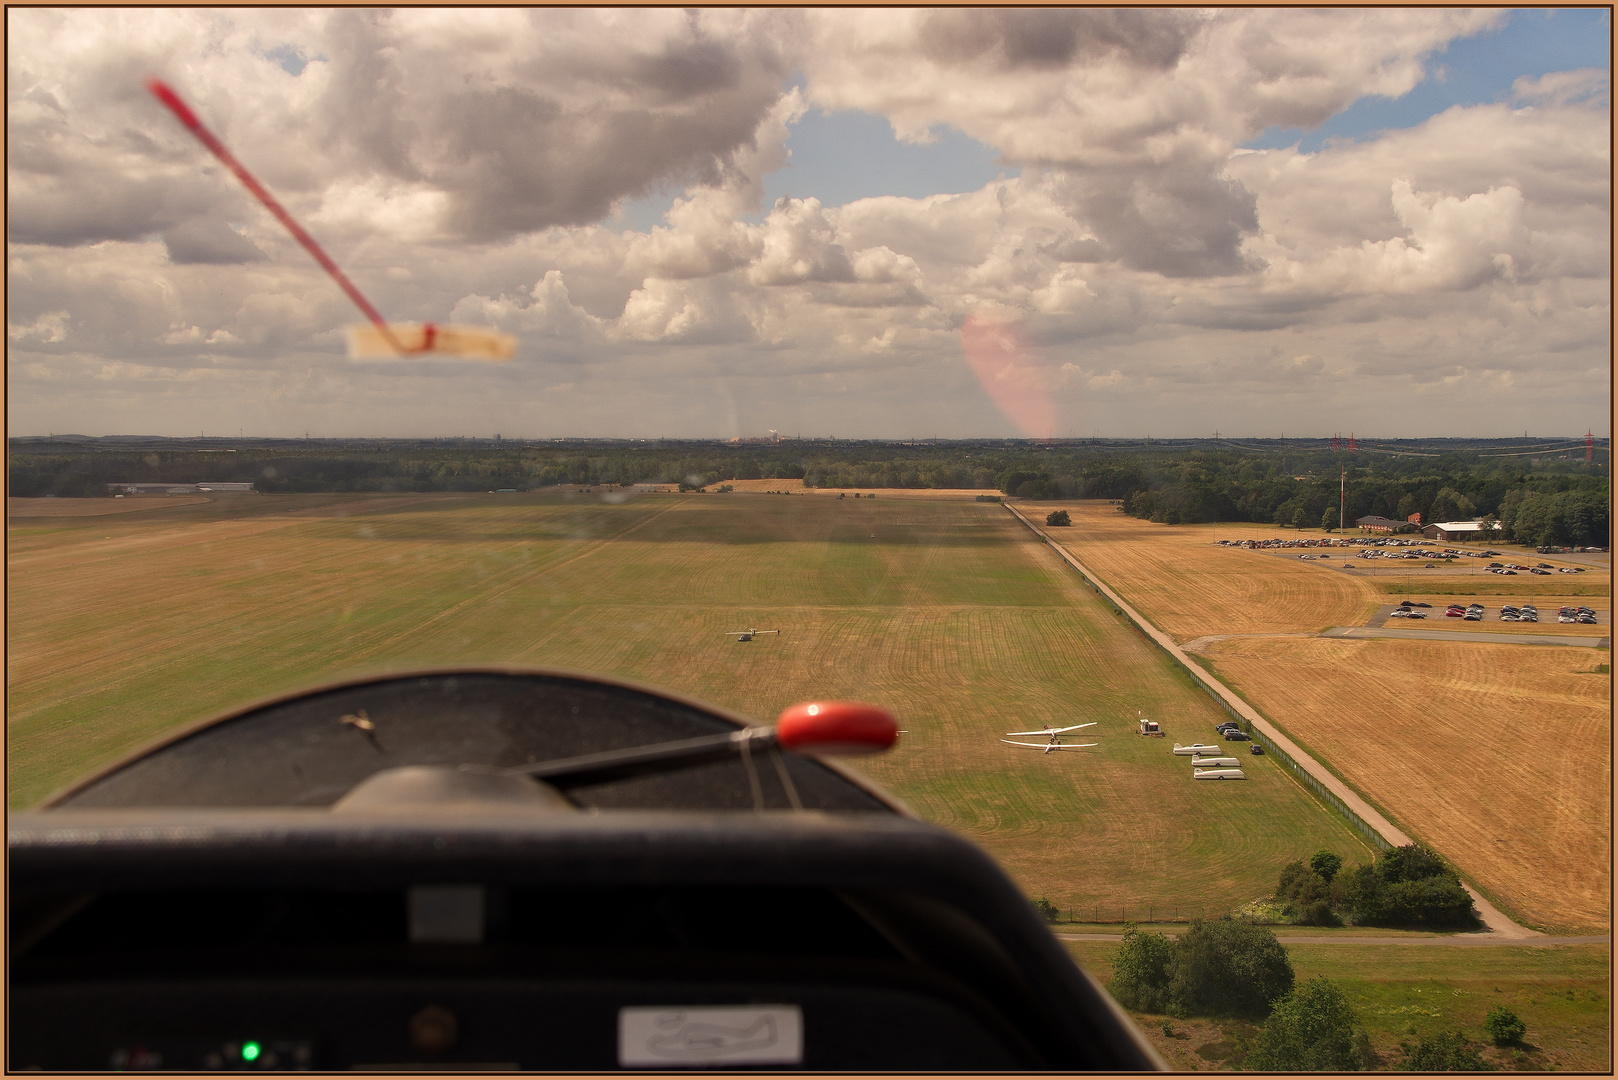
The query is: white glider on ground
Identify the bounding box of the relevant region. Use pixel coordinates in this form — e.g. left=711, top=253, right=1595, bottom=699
left=1001, top=723, right=1098, bottom=753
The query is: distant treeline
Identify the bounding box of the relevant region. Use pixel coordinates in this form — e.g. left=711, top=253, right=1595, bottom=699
left=9, top=437, right=1607, bottom=545
left=1109, top=449, right=1608, bottom=547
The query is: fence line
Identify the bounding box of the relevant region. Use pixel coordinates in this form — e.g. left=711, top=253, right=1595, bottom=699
left=1004, top=503, right=1402, bottom=854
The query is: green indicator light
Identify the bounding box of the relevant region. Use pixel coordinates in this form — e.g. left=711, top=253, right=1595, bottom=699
left=241, top=1042, right=261, bottom=1062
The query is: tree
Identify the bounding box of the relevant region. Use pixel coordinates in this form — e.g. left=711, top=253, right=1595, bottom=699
left=1165, top=918, right=1294, bottom=1018
left=1246, top=977, right=1370, bottom=1071
left=1400, top=1031, right=1487, bottom=1070
left=1033, top=897, right=1059, bottom=922
left=1291, top=505, right=1307, bottom=529
left=1485, top=1006, right=1526, bottom=1046
left=1309, top=850, right=1343, bottom=884
left=1321, top=507, right=1336, bottom=531
left=1046, top=510, right=1071, bottom=526
left=1428, top=486, right=1477, bottom=524
left=1108, top=924, right=1175, bottom=1013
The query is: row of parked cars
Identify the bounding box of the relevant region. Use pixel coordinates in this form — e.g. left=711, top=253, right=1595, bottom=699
left=1559, top=606, right=1599, bottom=625
left=1442, top=602, right=1536, bottom=621
left=1213, top=721, right=1264, bottom=754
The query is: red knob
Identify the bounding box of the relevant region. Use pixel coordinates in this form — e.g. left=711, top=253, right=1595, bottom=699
left=776, top=701, right=898, bottom=756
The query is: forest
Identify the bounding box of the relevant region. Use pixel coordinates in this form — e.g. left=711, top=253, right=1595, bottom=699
left=10, top=435, right=1608, bottom=547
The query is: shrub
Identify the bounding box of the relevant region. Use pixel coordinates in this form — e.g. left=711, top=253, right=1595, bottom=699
left=1045, top=510, right=1071, bottom=526
left=1246, top=977, right=1367, bottom=1071
left=1277, top=860, right=1328, bottom=905
left=1399, top=1031, right=1488, bottom=1071
left=1032, top=897, right=1059, bottom=922
left=1297, top=899, right=1339, bottom=927
left=1485, top=1006, right=1526, bottom=1046
left=1108, top=924, right=1175, bottom=1013
left=1165, top=917, right=1294, bottom=1018
left=1336, top=845, right=1479, bottom=929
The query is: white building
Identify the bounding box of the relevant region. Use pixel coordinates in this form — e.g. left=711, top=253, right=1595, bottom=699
left=1422, top=521, right=1486, bottom=542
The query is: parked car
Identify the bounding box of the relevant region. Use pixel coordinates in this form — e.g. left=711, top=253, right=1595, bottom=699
left=1578, top=614, right=1597, bottom=624
left=1250, top=745, right=1265, bottom=756
left=1536, top=563, right=1553, bottom=569
left=1464, top=612, right=1482, bottom=621
left=1225, top=731, right=1251, bottom=741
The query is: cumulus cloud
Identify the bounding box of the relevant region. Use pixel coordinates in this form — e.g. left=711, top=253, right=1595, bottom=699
left=4, top=8, right=1608, bottom=438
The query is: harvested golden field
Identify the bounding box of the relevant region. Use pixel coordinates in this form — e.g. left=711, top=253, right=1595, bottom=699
left=1022, top=500, right=1381, bottom=638
left=8, top=491, right=1373, bottom=918
left=1197, top=634, right=1610, bottom=932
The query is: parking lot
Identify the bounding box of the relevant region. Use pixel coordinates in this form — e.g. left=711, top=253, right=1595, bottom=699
left=1357, top=601, right=1607, bottom=647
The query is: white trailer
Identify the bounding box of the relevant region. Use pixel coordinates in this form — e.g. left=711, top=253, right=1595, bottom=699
left=1194, top=768, right=1247, bottom=780
left=1173, top=744, right=1221, bottom=756
left=1191, top=756, right=1241, bottom=768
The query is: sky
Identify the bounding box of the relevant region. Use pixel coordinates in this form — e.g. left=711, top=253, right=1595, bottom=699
left=6, top=8, right=1610, bottom=439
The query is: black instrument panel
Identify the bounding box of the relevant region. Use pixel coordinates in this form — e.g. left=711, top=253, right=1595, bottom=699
left=13, top=669, right=1163, bottom=1071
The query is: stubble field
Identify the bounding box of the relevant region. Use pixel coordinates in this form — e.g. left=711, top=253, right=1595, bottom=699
left=1022, top=500, right=1612, bottom=933
left=8, top=491, right=1374, bottom=917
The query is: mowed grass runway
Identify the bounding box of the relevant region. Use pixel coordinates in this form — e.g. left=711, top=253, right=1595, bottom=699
left=8, top=491, right=1373, bottom=915
left=1024, top=500, right=1611, bottom=933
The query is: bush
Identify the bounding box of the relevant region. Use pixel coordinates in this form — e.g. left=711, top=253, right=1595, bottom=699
left=1165, top=917, right=1294, bottom=1018
left=1108, top=924, right=1175, bottom=1014
left=1246, top=977, right=1368, bottom=1071
left=1277, top=860, right=1328, bottom=905
left=1276, top=860, right=1339, bottom=924
left=1032, top=897, right=1059, bottom=922
left=1045, top=510, right=1071, bottom=526
left=1335, top=845, right=1479, bottom=929
left=1297, top=899, right=1339, bottom=927
left=1399, top=1031, right=1488, bottom=1071
left=1485, top=1006, right=1526, bottom=1046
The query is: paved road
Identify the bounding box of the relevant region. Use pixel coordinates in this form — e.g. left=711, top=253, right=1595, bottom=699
left=1322, top=626, right=1609, bottom=648
left=1057, top=933, right=1609, bottom=947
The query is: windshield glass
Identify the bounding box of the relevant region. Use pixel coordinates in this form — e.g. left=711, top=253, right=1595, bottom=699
left=8, top=7, right=1611, bottom=1072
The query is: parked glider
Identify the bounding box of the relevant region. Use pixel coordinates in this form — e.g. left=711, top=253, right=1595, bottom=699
left=1001, top=722, right=1098, bottom=753
left=726, top=628, right=781, bottom=642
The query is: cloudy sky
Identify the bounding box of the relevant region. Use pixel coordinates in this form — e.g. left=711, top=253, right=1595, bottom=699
left=7, top=8, right=1610, bottom=439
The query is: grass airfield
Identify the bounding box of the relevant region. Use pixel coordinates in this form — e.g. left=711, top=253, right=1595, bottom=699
left=9, top=489, right=1373, bottom=917
left=11, top=489, right=1608, bottom=1068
